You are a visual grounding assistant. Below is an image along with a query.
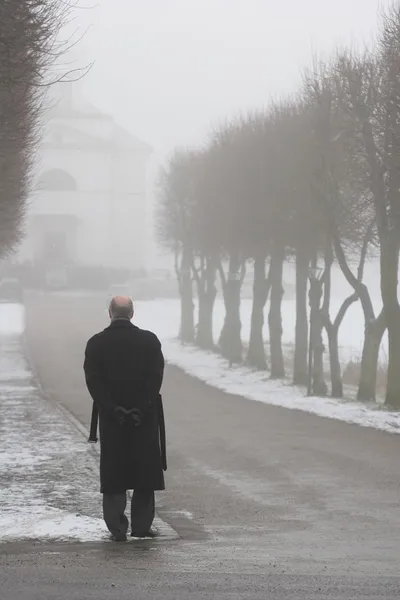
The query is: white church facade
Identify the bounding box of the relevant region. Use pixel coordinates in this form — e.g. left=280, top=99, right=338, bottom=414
left=17, top=83, right=152, bottom=279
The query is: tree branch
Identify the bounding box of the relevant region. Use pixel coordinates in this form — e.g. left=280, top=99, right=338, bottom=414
left=333, top=293, right=359, bottom=331
left=357, top=217, right=375, bottom=282
left=217, top=257, right=227, bottom=289
left=330, top=217, right=376, bottom=320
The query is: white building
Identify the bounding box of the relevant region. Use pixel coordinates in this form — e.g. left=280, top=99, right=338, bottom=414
left=17, top=83, right=152, bottom=274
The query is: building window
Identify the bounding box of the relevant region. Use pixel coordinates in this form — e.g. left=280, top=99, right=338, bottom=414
left=36, top=169, right=77, bottom=191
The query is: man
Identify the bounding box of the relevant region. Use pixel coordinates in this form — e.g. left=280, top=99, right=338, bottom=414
left=84, top=296, right=166, bottom=541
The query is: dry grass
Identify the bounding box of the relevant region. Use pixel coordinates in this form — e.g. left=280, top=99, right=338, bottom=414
left=342, top=357, right=388, bottom=395
left=240, top=339, right=388, bottom=402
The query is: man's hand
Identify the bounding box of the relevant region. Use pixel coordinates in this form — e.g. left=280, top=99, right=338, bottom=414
left=129, top=408, right=143, bottom=427
left=114, top=406, right=127, bottom=426
left=114, top=406, right=143, bottom=427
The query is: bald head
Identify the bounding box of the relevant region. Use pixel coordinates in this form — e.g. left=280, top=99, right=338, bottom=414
left=109, top=296, right=134, bottom=320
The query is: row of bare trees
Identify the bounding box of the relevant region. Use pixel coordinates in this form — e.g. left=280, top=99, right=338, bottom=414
left=158, top=3, right=400, bottom=408
left=0, top=1, right=68, bottom=259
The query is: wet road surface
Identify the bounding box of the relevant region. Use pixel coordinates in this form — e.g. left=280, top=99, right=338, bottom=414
left=1, top=290, right=400, bottom=599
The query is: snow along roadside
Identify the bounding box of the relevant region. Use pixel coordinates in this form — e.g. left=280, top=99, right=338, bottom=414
left=124, top=298, right=400, bottom=436
left=0, top=335, right=107, bottom=543
left=160, top=338, right=400, bottom=435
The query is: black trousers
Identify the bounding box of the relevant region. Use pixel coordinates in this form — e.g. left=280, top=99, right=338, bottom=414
left=102, top=490, right=155, bottom=537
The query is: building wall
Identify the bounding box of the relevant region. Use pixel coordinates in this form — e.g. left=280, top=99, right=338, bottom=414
left=51, top=114, right=114, bottom=143
left=18, top=115, right=151, bottom=272
left=21, top=145, right=111, bottom=266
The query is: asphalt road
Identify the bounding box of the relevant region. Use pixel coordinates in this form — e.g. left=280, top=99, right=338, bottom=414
left=1, top=290, right=400, bottom=599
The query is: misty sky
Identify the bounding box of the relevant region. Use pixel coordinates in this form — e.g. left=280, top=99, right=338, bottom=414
left=67, top=0, right=390, bottom=158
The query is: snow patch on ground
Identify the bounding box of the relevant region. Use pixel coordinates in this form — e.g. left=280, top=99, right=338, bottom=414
left=132, top=299, right=400, bottom=435
left=1, top=507, right=106, bottom=543
left=0, top=303, right=25, bottom=336
left=0, top=319, right=108, bottom=543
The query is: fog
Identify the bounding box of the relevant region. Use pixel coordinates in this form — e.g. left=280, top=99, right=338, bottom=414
left=3, top=0, right=389, bottom=276
left=1, top=0, right=390, bottom=351
left=30, top=0, right=382, bottom=271
left=2, top=2, right=400, bottom=577
left=70, top=0, right=390, bottom=154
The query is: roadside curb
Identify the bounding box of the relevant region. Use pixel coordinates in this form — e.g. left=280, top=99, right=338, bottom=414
left=21, top=331, right=179, bottom=542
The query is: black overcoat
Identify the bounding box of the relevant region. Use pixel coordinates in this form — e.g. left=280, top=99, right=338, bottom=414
left=84, top=319, right=165, bottom=494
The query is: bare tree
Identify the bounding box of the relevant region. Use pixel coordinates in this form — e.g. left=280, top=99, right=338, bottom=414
left=278, top=100, right=323, bottom=386
left=190, top=151, right=220, bottom=350
left=222, top=112, right=273, bottom=371
left=204, top=123, right=248, bottom=365
left=0, top=1, right=70, bottom=258
left=303, top=57, right=385, bottom=399
left=157, top=150, right=197, bottom=343
left=331, top=22, right=400, bottom=404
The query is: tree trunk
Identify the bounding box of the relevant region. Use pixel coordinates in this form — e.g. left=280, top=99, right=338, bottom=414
left=357, top=311, right=386, bottom=402
left=268, top=243, right=285, bottom=379
left=218, top=254, right=243, bottom=364
left=330, top=218, right=380, bottom=401
left=293, top=246, right=309, bottom=385
left=246, top=253, right=270, bottom=370
left=322, top=292, right=359, bottom=399
left=195, top=257, right=217, bottom=350
left=312, top=312, right=327, bottom=396
left=179, top=246, right=195, bottom=343
left=385, top=321, right=400, bottom=407
left=326, top=325, right=342, bottom=398
left=380, top=234, right=400, bottom=407
left=309, top=278, right=327, bottom=396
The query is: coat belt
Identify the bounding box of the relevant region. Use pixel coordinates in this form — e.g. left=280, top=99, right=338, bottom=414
left=88, top=395, right=167, bottom=471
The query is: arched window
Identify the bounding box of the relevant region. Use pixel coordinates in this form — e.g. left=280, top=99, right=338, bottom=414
left=36, top=169, right=77, bottom=191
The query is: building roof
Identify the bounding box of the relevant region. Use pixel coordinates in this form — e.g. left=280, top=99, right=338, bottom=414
left=46, top=81, right=152, bottom=153
left=49, top=81, right=105, bottom=117
left=112, top=124, right=152, bottom=152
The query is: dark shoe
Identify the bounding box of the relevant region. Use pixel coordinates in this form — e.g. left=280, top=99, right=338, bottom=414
left=110, top=533, right=127, bottom=542
left=131, top=527, right=159, bottom=539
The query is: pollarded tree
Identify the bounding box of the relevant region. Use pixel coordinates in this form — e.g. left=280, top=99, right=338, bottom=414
left=329, top=40, right=399, bottom=402
left=261, top=101, right=320, bottom=381
left=189, top=149, right=222, bottom=350
left=271, top=99, right=325, bottom=387
left=203, top=123, right=249, bottom=365
left=238, top=112, right=275, bottom=371
left=209, top=113, right=288, bottom=372
left=157, top=149, right=199, bottom=343
left=304, top=56, right=383, bottom=400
